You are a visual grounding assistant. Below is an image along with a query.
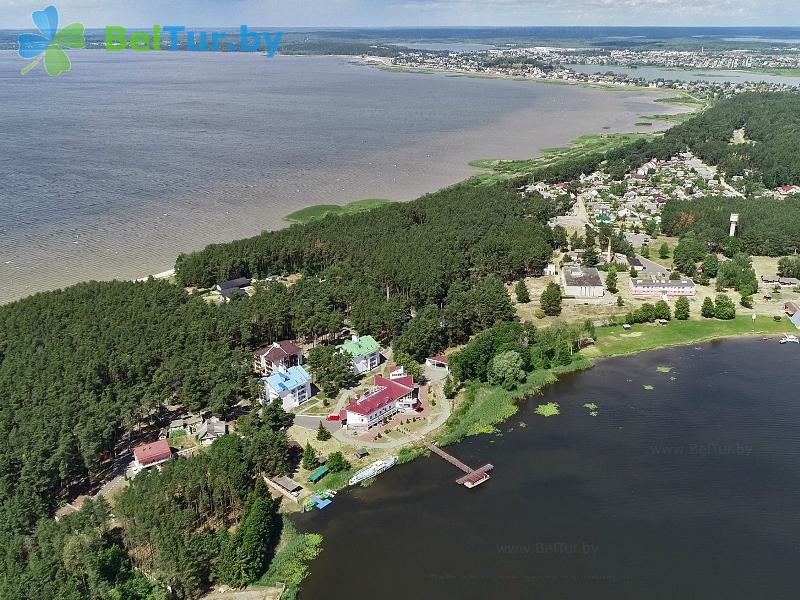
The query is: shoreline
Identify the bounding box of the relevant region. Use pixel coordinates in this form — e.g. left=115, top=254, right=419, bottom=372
left=287, top=317, right=796, bottom=510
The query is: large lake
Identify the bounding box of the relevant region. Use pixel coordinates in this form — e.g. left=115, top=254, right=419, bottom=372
left=0, top=51, right=678, bottom=303
left=296, top=339, right=800, bottom=600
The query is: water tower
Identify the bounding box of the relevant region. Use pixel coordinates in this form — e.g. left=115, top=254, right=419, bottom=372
left=729, top=214, right=739, bottom=237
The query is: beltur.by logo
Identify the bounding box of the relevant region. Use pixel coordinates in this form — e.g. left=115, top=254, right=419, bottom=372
left=18, top=5, right=85, bottom=76
left=106, top=26, right=283, bottom=56
left=18, top=5, right=284, bottom=77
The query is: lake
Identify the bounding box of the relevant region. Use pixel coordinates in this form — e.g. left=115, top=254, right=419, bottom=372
left=0, top=51, right=678, bottom=304
left=296, top=339, right=800, bottom=600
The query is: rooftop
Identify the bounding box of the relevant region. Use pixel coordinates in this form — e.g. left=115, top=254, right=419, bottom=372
left=339, top=335, right=380, bottom=358
left=218, top=277, right=252, bottom=291
left=133, top=440, right=172, bottom=466
left=255, top=340, right=303, bottom=362
left=632, top=278, right=695, bottom=287
left=346, top=374, right=415, bottom=417
left=263, top=366, right=311, bottom=392
left=562, top=267, right=603, bottom=288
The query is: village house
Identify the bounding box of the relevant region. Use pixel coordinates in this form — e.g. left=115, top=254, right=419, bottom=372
left=425, top=355, right=449, bottom=371
left=630, top=277, right=696, bottom=297
left=761, top=275, right=800, bottom=288
left=785, top=302, right=800, bottom=329
left=345, top=367, right=419, bottom=434
left=261, top=365, right=313, bottom=410
left=561, top=266, right=605, bottom=298
left=254, top=340, right=304, bottom=375
left=216, top=277, right=252, bottom=302
left=338, top=335, right=381, bottom=375
left=196, top=417, right=227, bottom=445
left=132, top=440, right=173, bottom=473
left=169, top=414, right=203, bottom=435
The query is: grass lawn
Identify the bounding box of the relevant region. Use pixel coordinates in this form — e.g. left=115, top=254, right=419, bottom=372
left=584, top=316, right=795, bottom=359
left=283, top=199, right=393, bottom=224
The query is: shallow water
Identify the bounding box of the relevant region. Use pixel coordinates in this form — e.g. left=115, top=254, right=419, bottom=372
left=296, top=339, right=800, bottom=600
left=0, top=51, right=676, bottom=303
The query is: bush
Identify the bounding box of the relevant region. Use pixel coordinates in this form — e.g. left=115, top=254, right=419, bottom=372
left=534, top=309, right=546, bottom=319
left=540, top=282, right=562, bottom=316
left=316, top=422, right=331, bottom=442
left=701, top=296, right=716, bottom=318
left=654, top=300, right=671, bottom=321
left=740, top=294, right=753, bottom=309
left=674, top=296, right=690, bottom=320
left=714, top=294, right=736, bottom=320
left=514, top=280, right=531, bottom=303
left=326, top=451, right=350, bottom=472
left=605, top=269, right=618, bottom=294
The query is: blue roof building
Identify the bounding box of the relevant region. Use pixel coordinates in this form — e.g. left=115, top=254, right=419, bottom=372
left=261, top=366, right=313, bottom=410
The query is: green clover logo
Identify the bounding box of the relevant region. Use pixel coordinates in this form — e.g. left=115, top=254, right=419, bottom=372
left=18, top=5, right=85, bottom=76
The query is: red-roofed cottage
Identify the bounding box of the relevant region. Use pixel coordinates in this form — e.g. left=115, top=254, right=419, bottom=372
left=132, top=440, right=173, bottom=471
left=345, top=369, right=419, bottom=433
left=254, top=341, right=304, bottom=375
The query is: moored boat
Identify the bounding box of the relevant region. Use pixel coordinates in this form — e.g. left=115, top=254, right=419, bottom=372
left=348, top=456, right=398, bottom=486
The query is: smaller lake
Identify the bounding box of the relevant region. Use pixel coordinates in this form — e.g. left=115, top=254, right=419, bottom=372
left=567, top=63, right=800, bottom=86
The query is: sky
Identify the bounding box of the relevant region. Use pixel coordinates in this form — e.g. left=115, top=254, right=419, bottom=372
left=1, top=0, right=798, bottom=29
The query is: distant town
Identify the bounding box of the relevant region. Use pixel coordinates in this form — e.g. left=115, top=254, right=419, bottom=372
left=382, top=45, right=800, bottom=98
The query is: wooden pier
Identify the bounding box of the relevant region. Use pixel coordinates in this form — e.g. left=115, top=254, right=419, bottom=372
left=423, top=440, right=493, bottom=488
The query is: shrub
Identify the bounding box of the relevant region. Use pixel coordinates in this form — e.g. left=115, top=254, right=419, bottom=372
left=674, top=296, right=690, bottom=320
left=701, top=296, right=716, bottom=318
left=714, top=294, right=736, bottom=320
left=514, top=280, right=531, bottom=303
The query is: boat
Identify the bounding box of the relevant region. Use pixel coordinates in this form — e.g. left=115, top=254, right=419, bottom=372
left=779, top=334, right=799, bottom=344
left=348, top=456, right=398, bottom=486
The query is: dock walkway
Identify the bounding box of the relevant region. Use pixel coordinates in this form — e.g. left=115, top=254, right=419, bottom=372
left=421, top=439, right=493, bottom=489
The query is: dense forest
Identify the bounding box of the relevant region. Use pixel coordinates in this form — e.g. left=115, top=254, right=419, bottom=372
left=661, top=195, right=800, bottom=256
left=662, top=92, right=800, bottom=188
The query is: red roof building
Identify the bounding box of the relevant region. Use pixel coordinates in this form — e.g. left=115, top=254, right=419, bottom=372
left=133, top=440, right=173, bottom=468
left=254, top=340, right=304, bottom=375
left=345, top=374, right=418, bottom=432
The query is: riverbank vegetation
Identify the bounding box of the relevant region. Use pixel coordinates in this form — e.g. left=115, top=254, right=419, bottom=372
left=283, top=199, right=393, bottom=224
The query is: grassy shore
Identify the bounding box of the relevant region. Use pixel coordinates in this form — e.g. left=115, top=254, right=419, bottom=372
left=583, top=316, right=795, bottom=359
left=284, top=199, right=393, bottom=224
left=435, top=358, right=593, bottom=446
left=255, top=517, right=323, bottom=600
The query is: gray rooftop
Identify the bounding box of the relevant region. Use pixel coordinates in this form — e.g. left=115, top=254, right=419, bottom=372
left=562, top=267, right=604, bottom=287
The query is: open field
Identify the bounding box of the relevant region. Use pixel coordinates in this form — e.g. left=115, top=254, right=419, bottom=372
left=583, top=315, right=795, bottom=358
left=283, top=198, right=393, bottom=224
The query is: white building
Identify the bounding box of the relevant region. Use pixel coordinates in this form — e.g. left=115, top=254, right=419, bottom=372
left=261, top=366, right=313, bottom=410
left=338, top=335, right=381, bottom=376
left=345, top=369, right=418, bottom=434
left=561, top=266, right=605, bottom=298
left=630, top=278, right=696, bottom=297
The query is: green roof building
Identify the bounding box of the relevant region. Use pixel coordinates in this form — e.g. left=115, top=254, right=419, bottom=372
left=338, top=335, right=381, bottom=375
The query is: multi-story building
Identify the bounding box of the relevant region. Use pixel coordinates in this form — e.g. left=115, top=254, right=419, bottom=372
left=261, top=366, right=313, bottom=410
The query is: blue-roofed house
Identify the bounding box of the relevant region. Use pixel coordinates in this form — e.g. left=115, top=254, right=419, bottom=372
left=261, top=366, right=313, bottom=410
